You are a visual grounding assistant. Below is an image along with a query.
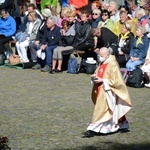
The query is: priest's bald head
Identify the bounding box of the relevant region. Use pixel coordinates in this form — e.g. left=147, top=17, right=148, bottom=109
left=98, top=47, right=111, bottom=62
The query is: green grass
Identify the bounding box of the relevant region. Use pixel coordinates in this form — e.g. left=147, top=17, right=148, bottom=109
left=0, top=67, right=149, bottom=150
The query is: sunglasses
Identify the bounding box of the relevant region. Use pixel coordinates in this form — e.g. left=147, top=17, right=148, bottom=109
left=102, top=14, right=108, bottom=16
left=92, top=13, right=98, bottom=15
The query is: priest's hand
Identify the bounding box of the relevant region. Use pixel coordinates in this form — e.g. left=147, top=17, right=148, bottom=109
left=93, top=77, right=103, bottom=84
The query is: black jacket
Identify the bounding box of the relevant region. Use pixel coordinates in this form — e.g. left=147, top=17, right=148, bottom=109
left=72, top=20, right=94, bottom=48
left=118, top=32, right=134, bottom=55
left=59, top=23, right=76, bottom=47
left=97, top=27, right=118, bottom=55
left=36, top=19, right=47, bottom=42
left=0, top=0, right=13, bottom=11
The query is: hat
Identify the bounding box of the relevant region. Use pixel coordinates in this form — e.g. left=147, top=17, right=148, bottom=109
left=85, top=57, right=96, bottom=64
left=36, top=49, right=46, bottom=60
left=42, top=8, right=52, bottom=17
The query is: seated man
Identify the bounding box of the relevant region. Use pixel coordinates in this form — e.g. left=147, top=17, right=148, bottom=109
left=32, top=16, right=61, bottom=72
left=0, top=9, right=16, bottom=55
left=112, top=10, right=137, bottom=37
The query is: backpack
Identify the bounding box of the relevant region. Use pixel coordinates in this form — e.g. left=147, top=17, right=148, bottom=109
left=67, top=57, right=78, bottom=74
left=126, top=68, right=144, bottom=88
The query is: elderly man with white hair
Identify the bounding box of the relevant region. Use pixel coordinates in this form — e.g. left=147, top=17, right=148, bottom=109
left=32, top=16, right=61, bottom=72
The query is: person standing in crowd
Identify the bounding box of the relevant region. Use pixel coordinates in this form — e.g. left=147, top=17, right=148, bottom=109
left=0, top=9, right=16, bottom=55
left=82, top=47, right=132, bottom=138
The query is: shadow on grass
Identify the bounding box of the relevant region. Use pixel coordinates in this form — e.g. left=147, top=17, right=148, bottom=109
left=53, top=142, right=150, bottom=150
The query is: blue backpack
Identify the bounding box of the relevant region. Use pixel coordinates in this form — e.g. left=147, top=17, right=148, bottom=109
left=67, top=57, right=78, bottom=74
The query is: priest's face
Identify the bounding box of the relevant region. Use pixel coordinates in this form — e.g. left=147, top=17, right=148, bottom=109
left=99, top=47, right=110, bottom=62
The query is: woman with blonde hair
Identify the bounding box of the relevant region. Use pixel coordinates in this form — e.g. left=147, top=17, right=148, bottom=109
left=116, top=22, right=134, bottom=67
left=126, top=25, right=149, bottom=71
left=16, top=11, right=41, bottom=62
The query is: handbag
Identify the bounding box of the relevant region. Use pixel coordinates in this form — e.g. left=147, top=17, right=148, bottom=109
left=9, top=54, right=21, bottom=65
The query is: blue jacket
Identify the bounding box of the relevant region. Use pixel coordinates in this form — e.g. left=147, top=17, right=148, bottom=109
left=130, top=35, right=149, bottom=63
left=41, top=25, right=61, bottom=46
left=0, top=15, right=16, bottom=37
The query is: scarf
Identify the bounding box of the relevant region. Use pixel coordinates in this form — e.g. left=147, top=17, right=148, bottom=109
left=120, top=32, right=129, bottom=40
left=136, top=37, right=143, bottom=46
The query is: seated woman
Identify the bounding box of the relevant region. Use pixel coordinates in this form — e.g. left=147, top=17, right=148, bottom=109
left=91, top=8, right=101, bottom=28
left=16, top=11, right=41, bottom=62
left=116, top=22, right=134, bottom=67
left=141, top=45, right=150, bottom=88
left=135, top=8, right=150, bottom=38
left=126, top=25, right=149, bottom=71
left=50, top=19, right=76, bottom=73
left=98, top=9, right=114, bottom=31
left=29, top=8, right=52, bottom=62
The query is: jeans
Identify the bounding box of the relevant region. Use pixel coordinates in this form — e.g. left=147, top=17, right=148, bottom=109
left=126, top=59, right=143, bottom=71
left=46, top=45, right=58, bottom=67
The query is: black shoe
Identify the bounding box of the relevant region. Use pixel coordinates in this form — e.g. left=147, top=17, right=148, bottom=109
left=119, top=128, right=130, bottom=133
left=49, top=69, right=56, bottom=74
left=82, top=130, right=96, bottom=138
left=55, top=69, right=62, bottom=73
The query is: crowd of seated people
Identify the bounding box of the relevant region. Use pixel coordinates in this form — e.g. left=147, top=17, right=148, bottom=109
left=0, top=0, right=150, bottom=86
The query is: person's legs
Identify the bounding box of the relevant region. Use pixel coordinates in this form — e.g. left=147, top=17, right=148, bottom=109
left=16, top=41, right=23, bottom=60
left=52, top=46, right=60, bottom=70
left=116, top=55, right=127, bottom=67
left=29, top=42, right=37, bottom=62
left=57, top=60, right=63, bottom=71
left=0, top=36, right=13, bottom=54
left=45, top=45, right=58, bottom=68
left=126, top=60, right=143, bottom=71
left=57, top=46, right=74, bottom=71
left=19, top=40, right=29, bottom=62
left=144, top=72, right=150, bottom=87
